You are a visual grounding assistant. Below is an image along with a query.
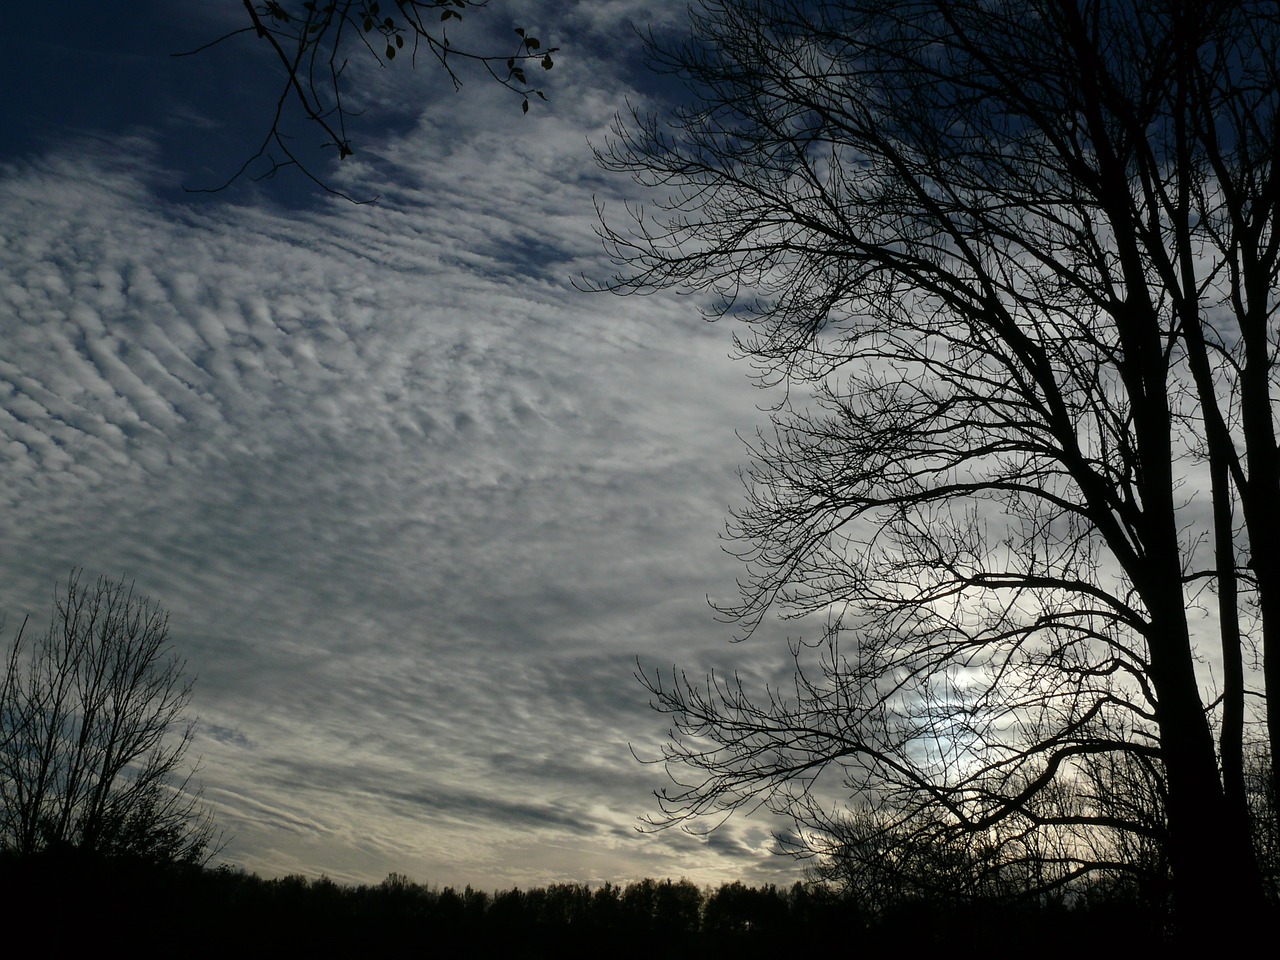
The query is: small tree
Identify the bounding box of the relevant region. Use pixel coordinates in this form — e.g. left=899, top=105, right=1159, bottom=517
left=0, top=572, right=216, bottom=863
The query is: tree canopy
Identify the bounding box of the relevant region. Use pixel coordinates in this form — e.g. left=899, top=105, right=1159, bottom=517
left=598, top=0, right=1280, bottom=936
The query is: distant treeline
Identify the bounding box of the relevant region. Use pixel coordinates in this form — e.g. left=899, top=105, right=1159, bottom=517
left=2, top=845, right=1186, bottom=956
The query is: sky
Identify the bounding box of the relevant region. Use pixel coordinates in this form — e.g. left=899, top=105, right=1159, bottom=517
left=0, top=1, right=810, bottom=889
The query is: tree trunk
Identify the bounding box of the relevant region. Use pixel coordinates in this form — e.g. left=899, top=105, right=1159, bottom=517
left=1146, top=587, right=1263, bottom=938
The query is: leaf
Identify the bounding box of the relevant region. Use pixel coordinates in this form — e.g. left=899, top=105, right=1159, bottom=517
left=370, top=2, right=379, bottom=14
left=515, top=27, right=525, bottom=37
left=541, top=54, right=554, bottom=70
left=522, top=99, right=529, bottom=114
left=364, top=17, right=373, bottom=31
left=396, top=34, right=404, bottom=48
left=386, top=44, right=395, bottom=59
left=525, top=37, right=540, bottom=51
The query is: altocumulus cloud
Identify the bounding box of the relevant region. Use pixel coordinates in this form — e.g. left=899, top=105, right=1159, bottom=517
left=0, top=7, right=803, bottom=890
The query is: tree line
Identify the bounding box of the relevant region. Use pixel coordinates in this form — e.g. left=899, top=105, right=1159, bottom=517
left=0, top=852, right=1176, bottom=955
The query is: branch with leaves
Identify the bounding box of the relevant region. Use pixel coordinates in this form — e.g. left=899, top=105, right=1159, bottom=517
left=179, top=1, right=558, bottom=199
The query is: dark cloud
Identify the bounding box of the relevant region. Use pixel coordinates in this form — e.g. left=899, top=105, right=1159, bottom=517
left=204, top=725, right=254, bottom=749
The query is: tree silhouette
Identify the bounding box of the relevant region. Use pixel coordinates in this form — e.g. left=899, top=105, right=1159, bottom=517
left=0, top=572, right=217, bottom=863
left=596, top=0, right=1279, bottom=936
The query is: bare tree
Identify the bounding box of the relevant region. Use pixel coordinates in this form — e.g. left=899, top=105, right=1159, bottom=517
left=181, top=1, right=558, bottom=199
left=597, top=0, right=1279, bottom=935
left=0, top=573, right=217, bottom=864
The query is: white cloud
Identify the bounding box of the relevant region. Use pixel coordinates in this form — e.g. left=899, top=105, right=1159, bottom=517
left=0, top=33, right=799, bottom=889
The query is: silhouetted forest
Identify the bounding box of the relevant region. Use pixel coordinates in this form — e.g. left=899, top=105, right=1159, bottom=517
left=1, top=846, right=1197, bottom=957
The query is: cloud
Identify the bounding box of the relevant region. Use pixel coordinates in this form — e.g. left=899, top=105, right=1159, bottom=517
left=0, top=34, right=795, bottom=892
